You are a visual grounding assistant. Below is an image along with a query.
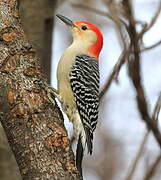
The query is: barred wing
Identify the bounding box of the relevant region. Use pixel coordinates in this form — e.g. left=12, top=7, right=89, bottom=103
left=69, top=54, right=99, bottom=154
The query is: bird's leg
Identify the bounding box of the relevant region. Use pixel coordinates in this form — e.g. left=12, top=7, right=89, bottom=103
left=44, top=82, right=63, bottom=105
left=34, top=80, right=61, bottom=105
left=46, top=85, right=58, bottom=105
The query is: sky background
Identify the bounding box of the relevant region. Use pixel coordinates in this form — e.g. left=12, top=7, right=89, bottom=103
left=51, top=0, right=161, bottom=179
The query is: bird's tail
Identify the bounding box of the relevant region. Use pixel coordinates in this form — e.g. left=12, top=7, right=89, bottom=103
left=76, top=134, right=84, bottom=179
left=76, top=130, right=93, bottom=179
left=85, top=129, right=93, bottom=155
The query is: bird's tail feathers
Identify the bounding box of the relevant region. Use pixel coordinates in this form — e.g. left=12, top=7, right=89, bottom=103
left=84, top=128, right=93, bottom=155
left=76, top=134, right=84, bottom=179
left=76, top=129, right=93, bottom=179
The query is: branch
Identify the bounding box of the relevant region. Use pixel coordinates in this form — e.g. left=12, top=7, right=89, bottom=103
left=104, top=0, right=130, bottom=52
left=145, top=1, right=161, bottom=32
left=143, top=155, right=161, bottom=180
left=0, top=0, right=80, bottom=179
left=123, top=0, right=161, bottom=148
left=152, top=93, right=161, bottom=122
left=138, top=1, right=161, bottom=40
left=141, top=39, right=161, bottom=52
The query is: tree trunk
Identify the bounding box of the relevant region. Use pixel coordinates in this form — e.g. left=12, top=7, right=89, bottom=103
left=0, top=0, right=79, bottom=179
left=0, top=0, right=57, bottom=179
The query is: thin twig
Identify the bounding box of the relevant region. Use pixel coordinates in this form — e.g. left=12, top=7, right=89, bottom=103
left=104, top=0, right=129, bottom=50
left=145, top=1, right=161, bottom=31
left=141, top=40, right=161, bottom=52
left=152, top=93, right=161, bottom=122
left=143, top=155, right=161, bottom=180
left=138, top=1, right=161, bottom=40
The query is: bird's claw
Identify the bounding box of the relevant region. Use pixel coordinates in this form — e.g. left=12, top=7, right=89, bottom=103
left=34, top=80, right=59, bottom=106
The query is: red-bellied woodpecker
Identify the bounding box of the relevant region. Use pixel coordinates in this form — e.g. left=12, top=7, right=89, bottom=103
left=55, top=14, right=103, bottom=178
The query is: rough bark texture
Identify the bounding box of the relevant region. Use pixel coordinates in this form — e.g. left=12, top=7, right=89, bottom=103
left=0, top=0, right=79, bottom=179
left=0, top=0, right=56, bottom=179
left=19, top=0, right=57, bottom=82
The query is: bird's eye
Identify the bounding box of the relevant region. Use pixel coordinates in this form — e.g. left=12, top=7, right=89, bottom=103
left=81, top=26, right=88, bottom=30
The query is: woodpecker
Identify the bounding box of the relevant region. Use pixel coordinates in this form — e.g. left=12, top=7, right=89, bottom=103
left=55, top=14, right=103, bottom=178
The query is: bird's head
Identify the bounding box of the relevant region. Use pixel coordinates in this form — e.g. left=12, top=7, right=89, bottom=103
left=56, top=14, right=103, bottom=59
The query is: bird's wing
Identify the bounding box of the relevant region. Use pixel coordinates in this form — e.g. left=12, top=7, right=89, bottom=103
left=69, top=54, right=99, bottom=154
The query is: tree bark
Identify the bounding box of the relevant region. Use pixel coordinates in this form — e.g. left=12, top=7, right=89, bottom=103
left=0, top=0, right=79, bottom=179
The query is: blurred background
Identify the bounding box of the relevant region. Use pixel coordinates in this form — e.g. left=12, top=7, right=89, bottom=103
left=0, top=0, right=161, bottom=179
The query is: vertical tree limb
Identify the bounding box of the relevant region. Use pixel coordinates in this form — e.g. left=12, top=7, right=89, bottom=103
left=0, top=0, right=80, bottom=179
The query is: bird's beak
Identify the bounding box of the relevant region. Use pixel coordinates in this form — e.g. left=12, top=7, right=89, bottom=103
left=56, top=14, right=76, bottom=28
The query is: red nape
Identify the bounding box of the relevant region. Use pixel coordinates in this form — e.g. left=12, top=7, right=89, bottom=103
left=75, top=21, right=103, bottom=59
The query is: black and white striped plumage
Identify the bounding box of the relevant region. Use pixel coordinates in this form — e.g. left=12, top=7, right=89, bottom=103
left=70, top=54, right=99, bottom=154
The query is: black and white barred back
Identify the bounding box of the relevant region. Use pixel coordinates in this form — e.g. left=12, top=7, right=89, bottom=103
left=69, top=54, right=99, bottom=154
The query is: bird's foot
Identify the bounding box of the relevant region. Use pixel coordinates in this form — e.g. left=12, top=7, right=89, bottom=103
left=34, top=80, right=59, bottom=106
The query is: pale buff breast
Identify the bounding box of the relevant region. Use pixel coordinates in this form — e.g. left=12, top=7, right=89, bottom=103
left=57, top=45, right=78, bottom=118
